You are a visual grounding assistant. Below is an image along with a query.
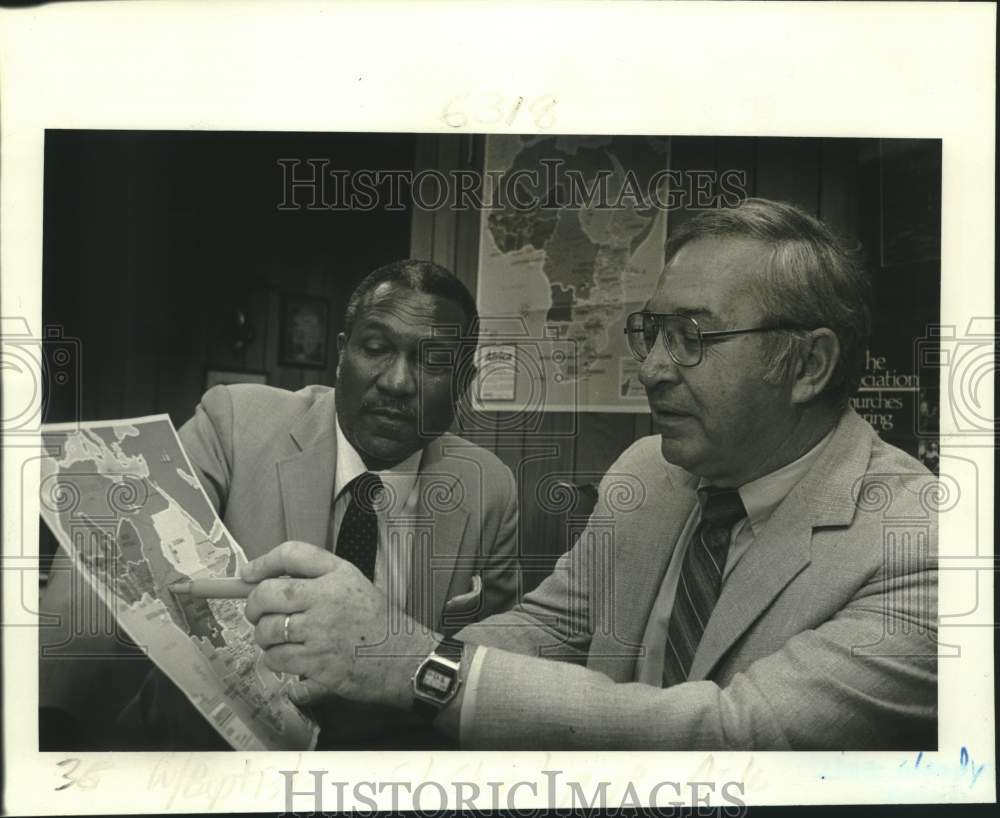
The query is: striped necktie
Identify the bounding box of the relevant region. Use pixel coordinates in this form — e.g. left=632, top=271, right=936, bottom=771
left=335, top=472, right=384, bottom=582
left=662, top=486, right=747, bottom=688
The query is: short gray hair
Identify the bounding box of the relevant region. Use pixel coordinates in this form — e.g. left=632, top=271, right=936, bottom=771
left=664, top=198, right=871, bottom=405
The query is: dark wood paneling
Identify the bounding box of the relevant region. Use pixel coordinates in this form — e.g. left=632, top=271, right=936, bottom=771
left=410, top=136, right=439, bottom=262
left=633, top=412, right=653, bottom=440
left=714, top=137, right=757, bottom=202
left=574, top=413, right=637, bottom=477
left=666, top=136, right=719, bottom=237
left=453, top=134, right=484, bottom=290
left=513, top=412, right=578, bottom=591
left=819, top=138, right=862, bottom=241
left=488, top=411, right=528, bottom=475
left=753, top=137, right=823, bottom=213
left=44, top=131, right=415, bottom=427
left=431, top=135, right=461, bottom=270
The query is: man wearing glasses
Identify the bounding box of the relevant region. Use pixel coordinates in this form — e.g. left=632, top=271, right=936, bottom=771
left=240, top=198, right=937, bottom=750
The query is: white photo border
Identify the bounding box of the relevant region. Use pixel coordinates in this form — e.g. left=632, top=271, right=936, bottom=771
left=1, top=1, right=995, bottom=813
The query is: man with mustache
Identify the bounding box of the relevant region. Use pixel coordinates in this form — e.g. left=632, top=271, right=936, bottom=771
left=115, top=259, right=520, bottom=749
left=240, top=198, right=937, bottom=750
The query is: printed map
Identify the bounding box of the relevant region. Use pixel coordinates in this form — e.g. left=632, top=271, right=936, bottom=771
left=39, top=415, right=318, bottom=750
left=475, top=135, right=670, bottom=412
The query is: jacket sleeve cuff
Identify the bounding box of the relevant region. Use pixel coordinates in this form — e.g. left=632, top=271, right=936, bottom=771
left=458, top=644, right=487, bottom=747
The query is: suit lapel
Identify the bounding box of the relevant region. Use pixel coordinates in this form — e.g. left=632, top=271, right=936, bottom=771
left=588, top=464, right=698, bottom=681
left=405, top=436, right=469, bottom=629
left=274, top=395, right=471, bottom=630
left=688, top=498, right=812, bottom=679
left=688, top=409, right=874, bottom=680
left=276, top=390, right=339, bottom=548
left=615, top=477, right=697, bottom=654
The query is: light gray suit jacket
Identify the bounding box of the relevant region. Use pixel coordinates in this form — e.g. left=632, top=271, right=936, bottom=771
left=457, top=409, right=937, bottom=749
left=182, top=383, right=520, bottom=630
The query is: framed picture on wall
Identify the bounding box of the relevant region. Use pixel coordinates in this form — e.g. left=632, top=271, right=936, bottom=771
left=279, top=292, right=330, bottom=368
left=204, top=368, right=268, bottom=390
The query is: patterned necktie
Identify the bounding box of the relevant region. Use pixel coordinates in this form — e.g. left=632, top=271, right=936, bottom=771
left=335, top=472, right=384, bottom=582
left=662, top=486, right=748, bottom=688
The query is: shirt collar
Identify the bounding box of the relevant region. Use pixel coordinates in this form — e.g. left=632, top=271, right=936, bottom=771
left=334, top=417, right=423, bottom=506
left=697, top=426, right=835, bottom=536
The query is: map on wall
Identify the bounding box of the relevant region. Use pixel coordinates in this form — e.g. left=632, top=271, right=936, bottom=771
left=474, top=135, right=670, bottom=413
left=39, top=416, right=319, bottom=750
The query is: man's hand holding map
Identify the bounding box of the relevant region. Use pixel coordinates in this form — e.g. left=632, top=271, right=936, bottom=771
left=39, top=415, right=319, bottom=750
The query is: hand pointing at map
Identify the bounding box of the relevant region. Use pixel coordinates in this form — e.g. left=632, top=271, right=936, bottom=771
left=241, top=541, right=437, bottom=711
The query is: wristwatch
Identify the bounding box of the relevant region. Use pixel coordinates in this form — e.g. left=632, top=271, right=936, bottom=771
left=411, top=635, right=464, bottom=718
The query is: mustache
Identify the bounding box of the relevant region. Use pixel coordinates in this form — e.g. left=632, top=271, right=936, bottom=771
left=362, top=399, right=417, bottom=419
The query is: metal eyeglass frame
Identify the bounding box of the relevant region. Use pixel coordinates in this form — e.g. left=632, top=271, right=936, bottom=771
left=623, top=311, right=814, bottom=366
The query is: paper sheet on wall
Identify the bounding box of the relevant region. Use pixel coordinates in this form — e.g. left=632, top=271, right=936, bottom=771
left=474, top=134, right=670, bottom=413
left=38, top=414, right=319, bottom=751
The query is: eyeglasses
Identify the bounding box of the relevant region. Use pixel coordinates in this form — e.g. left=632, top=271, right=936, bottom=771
left=623, top=311, right=812, bottom=367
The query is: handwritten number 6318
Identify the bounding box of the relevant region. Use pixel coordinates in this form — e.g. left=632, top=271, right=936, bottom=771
left=442, top=93, right=557, bottom=129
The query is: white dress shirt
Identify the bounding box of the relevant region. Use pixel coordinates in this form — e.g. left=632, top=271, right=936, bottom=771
left=329, top=418, right=423, bottom=613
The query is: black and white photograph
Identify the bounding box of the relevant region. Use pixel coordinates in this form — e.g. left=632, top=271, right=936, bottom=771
left=1, top=2, right=994, bottom=815
left=36, top=129, right=943, bottom=755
